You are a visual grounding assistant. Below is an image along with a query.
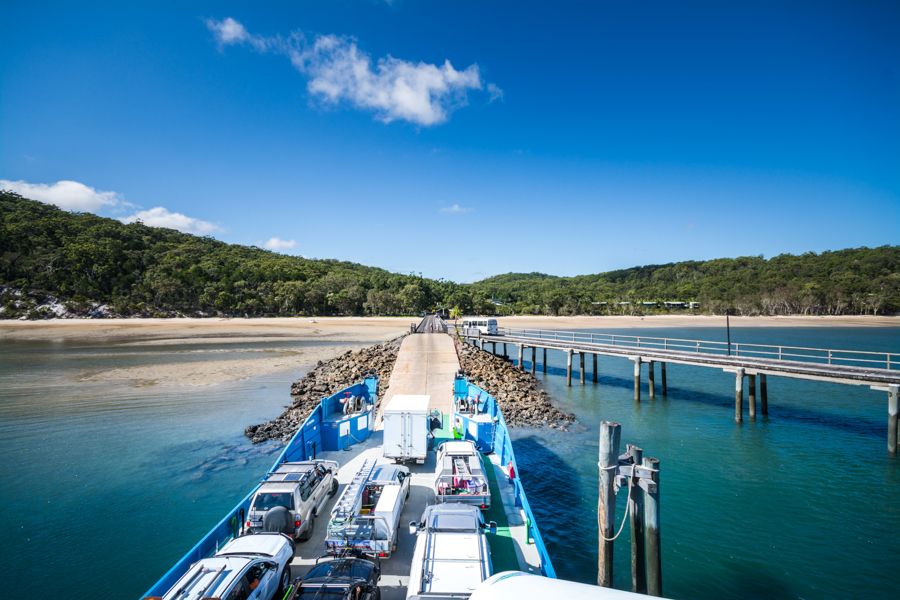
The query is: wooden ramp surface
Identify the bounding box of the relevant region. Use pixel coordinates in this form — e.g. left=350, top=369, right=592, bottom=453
left=377, top=334, right=459, bottom=426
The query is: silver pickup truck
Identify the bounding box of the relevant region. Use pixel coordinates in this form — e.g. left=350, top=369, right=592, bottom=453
left=434, top=441, right=491, bottom=510
left=247, top=460, right=339, bottom=541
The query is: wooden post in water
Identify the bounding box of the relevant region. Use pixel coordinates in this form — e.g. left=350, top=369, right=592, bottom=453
left=531, top=347, right=536, bottom=375
left=888, top=385, right=899, bottom=456
left=543, top=348, right=547, bottom=373
left=648, top=361, right=656, bottom=399
left=748, top=374, right=757, bottom=420
left=760, top=374, right=768, bottom=415
left=597, top=421, right=622, bottom=587
left=593, top=353, right=599, bottom=383
left=734, top=369, right=744, bottom=423
left=661, top=362, right=667, bottom=396
left=642, top=456, right=662, bottom=597
left=518, top=345, right=524, bottom=371
left=628, top=445, right=646, bottom=594
left=633, top=358, right=642, bottom=402
left=580, top=352, right=586, bottom=385
left=567, top=350, right=574, bottom=386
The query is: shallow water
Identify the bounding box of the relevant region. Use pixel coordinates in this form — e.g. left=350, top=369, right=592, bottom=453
left=0, top=327, right=898, bottom=599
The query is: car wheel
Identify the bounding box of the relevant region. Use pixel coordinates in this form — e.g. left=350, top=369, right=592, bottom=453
left=330, top=478, right=339, bottom=496
left=277, top=566, right=291, bottom=597
left=371, top=586, right=381, bottom=600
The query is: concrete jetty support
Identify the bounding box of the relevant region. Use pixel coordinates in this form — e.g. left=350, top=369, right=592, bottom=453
left=580, top=352, right=586, bottom=385
left=543, top=348, right=547, bottom=373
left=661, top=362, right=667, bottom=396
left=518, top=345, right=524, bottom=371
left=633, top=357, right=642, bottom=402
left=888, top=385, right=899, bottom=456
left=760, top=374, right=768, bottom=415
left=734, top=369, right=745, bottom=423
left=748, top=374, right=757, bottom=420
left=648, top=361, right=656, bottom=399
left=567, top=349, right=574, bottom=386
left=593, top=353, right=598, bottom=383
left=531, top=347, right=536, bottom=375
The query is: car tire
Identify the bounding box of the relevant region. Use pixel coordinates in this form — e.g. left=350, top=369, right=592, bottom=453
left=330, top=478, right=339, bottom=496
left=371, top=586, right=381, bottom=600
left=277, top=566, right=291, bottom=597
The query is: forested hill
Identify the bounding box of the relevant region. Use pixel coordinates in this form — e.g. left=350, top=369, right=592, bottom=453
left=1, top=191, right=898, bottom=318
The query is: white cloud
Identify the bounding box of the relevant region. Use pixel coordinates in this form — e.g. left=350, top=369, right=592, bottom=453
left=0, top=179, right=122, bottom=211
left=121, top=207, right=219, bottom=235
left=263, top=237, right=297, bottom=251
left=206, top=18, right=496, bottom=126
left=440, top=203, right=472, bottom=214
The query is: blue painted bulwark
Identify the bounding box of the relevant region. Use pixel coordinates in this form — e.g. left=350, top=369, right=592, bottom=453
left=142, top=377, right=379, bottom=598
left=453, top=375, right=558, bottom=579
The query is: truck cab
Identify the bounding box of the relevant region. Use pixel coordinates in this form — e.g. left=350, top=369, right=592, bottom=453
left=406, top=503, right=496, bottom=599
left=434, top=441, right=491, bottom=510
left=247, top=460, right=339, bottom=541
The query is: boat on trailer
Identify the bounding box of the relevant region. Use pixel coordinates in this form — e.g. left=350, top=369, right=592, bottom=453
left=143, top=373, right=557, bottom=600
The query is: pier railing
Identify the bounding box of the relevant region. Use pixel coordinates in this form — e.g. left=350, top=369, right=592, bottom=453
left=492, top=327, right=898, bottom=371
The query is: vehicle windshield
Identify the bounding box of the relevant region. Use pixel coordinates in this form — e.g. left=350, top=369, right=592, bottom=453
left=427, top=512, right=478, bottom=533
left=252, top=492, right=293, bottom=511
left=305, top=559, right=374, bottom=581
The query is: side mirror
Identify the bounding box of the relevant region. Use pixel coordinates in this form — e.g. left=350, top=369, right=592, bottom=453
left=488, top=521, right=497, bottom=535
left=408, top=521, right=419, bottom=536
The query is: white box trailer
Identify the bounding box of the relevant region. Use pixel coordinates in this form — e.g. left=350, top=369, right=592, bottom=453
left=383, top=394, right=429, bottom=464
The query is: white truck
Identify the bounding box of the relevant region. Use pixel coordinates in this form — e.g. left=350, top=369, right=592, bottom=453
left=406, top=503, right=496, bottom=600
left=383, top=394, right=430, bottom=464
left=155, top=532, right=294, bottom=600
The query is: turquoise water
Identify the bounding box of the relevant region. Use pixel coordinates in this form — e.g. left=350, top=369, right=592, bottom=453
left=511, top=327, right=900, bottom=599
left=0, top=327, right=898, bottom=599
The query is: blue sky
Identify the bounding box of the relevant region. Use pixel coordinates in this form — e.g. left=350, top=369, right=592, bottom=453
left=1, top=1, right=898, bottom=282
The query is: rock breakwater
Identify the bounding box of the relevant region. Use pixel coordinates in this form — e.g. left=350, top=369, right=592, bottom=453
left=455, top=339, right=575, bottom=429
left=245, top=337, right=403, bottom=443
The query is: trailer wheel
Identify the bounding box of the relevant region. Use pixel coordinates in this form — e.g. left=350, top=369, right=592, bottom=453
left=330, top=478, right=339, bottom=496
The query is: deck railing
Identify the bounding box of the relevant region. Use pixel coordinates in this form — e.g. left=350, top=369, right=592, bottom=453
left=473, top=326, right=898, bottom=371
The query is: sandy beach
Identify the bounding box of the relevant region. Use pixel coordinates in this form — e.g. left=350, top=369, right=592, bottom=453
left=0, top=317, right=412, bottom=388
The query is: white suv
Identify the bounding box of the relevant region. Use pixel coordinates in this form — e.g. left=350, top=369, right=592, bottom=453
left=247, top=460, right=339, bottom=541
left=406, top=503, right=496, bottom=599
left=156, top=533, right=294, bottom=600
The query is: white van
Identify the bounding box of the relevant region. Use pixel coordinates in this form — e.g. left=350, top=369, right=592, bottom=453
left=461, top=319, right=498, bottom=336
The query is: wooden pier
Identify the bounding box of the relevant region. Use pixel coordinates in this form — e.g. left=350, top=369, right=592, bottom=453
left=460, top=326, right=900, bottom=455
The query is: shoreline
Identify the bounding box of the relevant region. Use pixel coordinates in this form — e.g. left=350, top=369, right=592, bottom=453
left=1, top=314, right=897, bottom=343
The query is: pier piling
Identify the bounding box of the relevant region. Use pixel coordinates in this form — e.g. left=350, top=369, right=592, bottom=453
left=567, top=350, right=574, bottom=386
left=889, top=385, right=899, bottom=456
left=748, top=374, right=757, bottom=420
left=760, top=374, right=768, bottom=415
left=531, top=347, right=536, bottom=375
left=593, top=353, right=598, bottom=383
left=542, top=348, right=547, bottom=373
left=633, top=358, right=642, bottom=402
left=503, top=343, right=508, bottom=358
left=518, top=345, right=524, bottom=371
left=643, top=456, right=662, bottom=597
left=735, top=369, right=745, bottom=423
left=661, top=362, right=667, bottom=396
left=648, top=361, right=656, bottom=399
left=597, top=421, right=622, bottom=588
left=628, top=445, right=646, bottom=594
left=580, top=352, right=586, bottom=385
